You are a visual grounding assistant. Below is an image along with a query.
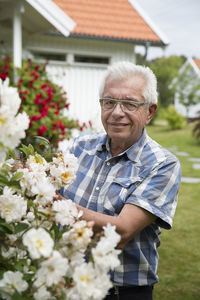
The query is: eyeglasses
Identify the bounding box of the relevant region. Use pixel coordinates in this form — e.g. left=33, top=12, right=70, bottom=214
left=99, top=97, right=148, bottom=112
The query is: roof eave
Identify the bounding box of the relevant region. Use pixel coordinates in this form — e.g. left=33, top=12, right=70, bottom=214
left=25, top=0, right=76, bottom=37
left=128, top=0, right=169, bottom=46
left=68, top=33, right=166, bottom=46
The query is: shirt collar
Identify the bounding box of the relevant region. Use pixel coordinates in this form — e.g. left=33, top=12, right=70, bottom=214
left=96, top=128, right=147, bottom=163
left=125, top=128, right=147, bottom=163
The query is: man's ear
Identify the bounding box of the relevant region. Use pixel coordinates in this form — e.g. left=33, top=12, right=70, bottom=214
left=145, top=104, right=157, bottom=125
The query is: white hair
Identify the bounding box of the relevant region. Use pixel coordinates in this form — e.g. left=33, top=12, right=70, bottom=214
left=99, top=61, right=158, bottom=104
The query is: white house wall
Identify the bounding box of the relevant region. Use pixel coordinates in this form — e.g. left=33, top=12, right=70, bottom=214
left=24, top=34, right=136, bottom=130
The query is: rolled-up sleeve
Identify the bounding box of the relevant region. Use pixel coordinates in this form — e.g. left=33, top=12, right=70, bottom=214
left=126, top=158, right=181, bottom=229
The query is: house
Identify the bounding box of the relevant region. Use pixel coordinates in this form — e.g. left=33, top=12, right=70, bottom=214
left=174, top=57, right=200, bottom=119
left=0, top=0, right=169, bottom=129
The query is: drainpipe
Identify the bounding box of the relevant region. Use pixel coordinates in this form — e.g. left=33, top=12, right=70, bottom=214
left=13, top=0, right=24, bottom=80
left=143, top=41, right=150, bottom=61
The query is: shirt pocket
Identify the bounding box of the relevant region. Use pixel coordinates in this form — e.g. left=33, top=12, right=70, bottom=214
left=102, top=176, right=142, bottom=215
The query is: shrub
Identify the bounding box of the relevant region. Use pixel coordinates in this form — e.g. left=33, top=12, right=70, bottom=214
left=165, top=105, right=185, bottom=130
left=0, top=57, right=92, bottom=150
left=0, top=56, right=14, bottom=83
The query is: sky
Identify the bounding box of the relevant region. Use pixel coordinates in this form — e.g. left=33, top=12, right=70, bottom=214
left=135, top=0, right=200, bottom=60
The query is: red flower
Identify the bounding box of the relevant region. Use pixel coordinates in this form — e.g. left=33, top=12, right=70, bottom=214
left=31, top=115, right=41, bottom=121
left=58, top=120, right=66, bottom=130
left=37, top=125, right=47, bottom=136
left=35, top=65, right=40, bottom=71
left=35, top=94, right=43, bottom=105
left=65, top=103, right=70, bottom=109
left=0, top=72, right=8, bottom=80
left=41, top=84, right=48, bottom=89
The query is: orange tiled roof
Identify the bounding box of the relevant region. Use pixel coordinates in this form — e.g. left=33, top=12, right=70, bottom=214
left=53, top=0, right=164, bottom=44
left=193, top=58, right=200, bottom=69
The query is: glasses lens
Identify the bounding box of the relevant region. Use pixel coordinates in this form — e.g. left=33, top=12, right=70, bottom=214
left=122, top=101, right=138, bottom=112
left=103, top=99, right=115, bottom=110
left=100, top=98, right=145, bottom=112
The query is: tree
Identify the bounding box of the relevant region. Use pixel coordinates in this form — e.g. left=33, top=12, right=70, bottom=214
left=171, top=64, right=200, bottom=119
left=148, top=55, right=186, bottom=107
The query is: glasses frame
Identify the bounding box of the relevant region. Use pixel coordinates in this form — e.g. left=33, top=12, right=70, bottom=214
left=99, top=97, right=148, bottom=112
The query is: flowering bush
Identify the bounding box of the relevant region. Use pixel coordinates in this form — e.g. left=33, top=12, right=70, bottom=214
left=0, top=56, right=93, bottom=150
left=0, top=146, right=121, bottom=300
left=0, top=75, right=121, bottom=300
left=0, top=78, right=29, bottom=162
left=0, top=56, right=13, bottom=83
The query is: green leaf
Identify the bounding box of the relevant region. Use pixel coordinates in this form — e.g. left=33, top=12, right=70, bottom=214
left=0, top=174, right=9, bottom=185
left=14, top=222, right=29, bottom=234
left=7, top=148, right=16, bottom=159
left=35, top=136, right=50, bottom=145
left=0, top=169, right=10, bottom=177
left=10, top=171, right=23, bottom=182
left=28, top=143, right=35, bottom=154
left=19, top=144, right=30, bottom=157
left=0, top=222, right=14, bottom=234
left=12, top=291, right=33, bottom=300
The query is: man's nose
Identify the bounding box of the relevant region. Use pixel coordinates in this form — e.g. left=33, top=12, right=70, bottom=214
left=112, top=103, right=125, bottom=115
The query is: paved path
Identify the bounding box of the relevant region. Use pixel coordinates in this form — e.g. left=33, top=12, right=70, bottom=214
left=181, top=177, right=200, bottom=183
left=168, top=146, right=200, bottom=184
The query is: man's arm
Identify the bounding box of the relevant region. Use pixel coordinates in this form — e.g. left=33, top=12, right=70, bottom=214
left=76, top=203, right=156, bottom=249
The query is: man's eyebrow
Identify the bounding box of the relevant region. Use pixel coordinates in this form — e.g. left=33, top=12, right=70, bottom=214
left=123, top=97, right=139, bottom=102
left=102, top=96, right=139, bottom=102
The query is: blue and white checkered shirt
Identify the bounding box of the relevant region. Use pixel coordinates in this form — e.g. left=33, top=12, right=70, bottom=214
left=61, top=128, right=181, bottom=286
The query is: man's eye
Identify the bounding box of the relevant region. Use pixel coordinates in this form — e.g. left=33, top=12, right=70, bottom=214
left=105, top=100, right=115, bottom=106
left=124, top=102, right=137, bottom=109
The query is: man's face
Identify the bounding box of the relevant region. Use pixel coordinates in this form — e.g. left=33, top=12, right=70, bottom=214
left=101, top=75, right=157, bottom=150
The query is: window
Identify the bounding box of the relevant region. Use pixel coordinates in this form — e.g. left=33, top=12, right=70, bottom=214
left=33, top=52, right=66, bottom=62
left=74, top=55, right=109, bottom=65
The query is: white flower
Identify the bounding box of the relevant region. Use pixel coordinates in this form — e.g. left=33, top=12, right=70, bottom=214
left=62, top=220, right=93, bottom=249
left=23, top=228, right=54, bottom=259
left=26, top=155, right=48, bottom=172
left=0, top=78, right=21, bottom=116
left=103, top=223, right=121, bottom=247
left=49, top=152, right=78, bottom=188
left=19, top=167, right=45, bottom=196
left=58, top=138, right=74, bottom=153
left=52, top=199, right=79, bottom=226
left=1, top=247, right=16, bottom=259
left=72, top=262, right=112, bottom=300
left=3, top=111, right=29, bottom=148
left=65, top=251, right=85, bottom=275
left=0, top=186, right=27, bottom=223
left=92, top=224, right=121, bottom=271
left=92, top=238, right=121, bottom=271
left=32, top=179, right=56, bottom=206
left=0, top=271, right=28, bottom=296
left=33, top=285, right=51, bottom=300
left=19, top=167, right=56, bottom=205
left=34, top=251, right=68, bottom=287
left=0, top=79, right=29, bottom=159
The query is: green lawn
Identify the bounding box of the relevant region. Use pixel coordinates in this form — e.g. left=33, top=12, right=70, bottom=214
left=146, top=123, right=200, bottom=300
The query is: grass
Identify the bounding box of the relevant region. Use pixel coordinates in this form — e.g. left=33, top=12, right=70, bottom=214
left=146, top=122, right=200, bottom=300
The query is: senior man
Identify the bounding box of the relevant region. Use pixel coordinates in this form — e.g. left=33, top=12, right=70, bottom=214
left=61, top=61, right=181, bottom=300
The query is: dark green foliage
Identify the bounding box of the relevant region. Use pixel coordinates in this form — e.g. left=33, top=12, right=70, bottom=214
left=148, top=55, right=186, bottom=107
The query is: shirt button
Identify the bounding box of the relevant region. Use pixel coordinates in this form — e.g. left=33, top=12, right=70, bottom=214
left=106, top=162, right=110, bottom=166
left=96, top=187, right=100, bottom=190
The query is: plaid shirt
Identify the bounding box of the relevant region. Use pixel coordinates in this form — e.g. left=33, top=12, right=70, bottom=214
left=61, top=129, right=181, bottom=286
